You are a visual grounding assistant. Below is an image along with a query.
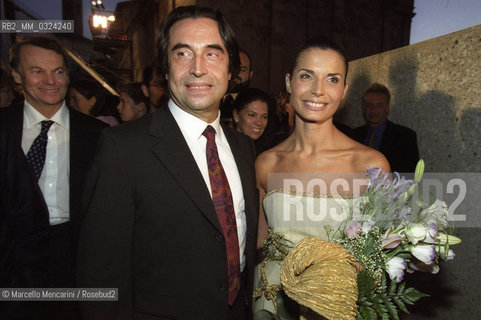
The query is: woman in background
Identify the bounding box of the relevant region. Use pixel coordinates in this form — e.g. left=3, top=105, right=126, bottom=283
left=116, top=82, right=149, bottom=122
left=68, top=79, right=119, bottom=126
left=272, top=88, right=295, bottom=145
left=232, top=87, right=274, bottom=155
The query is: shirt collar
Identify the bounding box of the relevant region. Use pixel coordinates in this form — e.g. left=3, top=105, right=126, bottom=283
left=168, top=99, right=224, bottom=142
left=23, top=100, right=69, bottom=129
left=368, top=119, right=388, bottom=135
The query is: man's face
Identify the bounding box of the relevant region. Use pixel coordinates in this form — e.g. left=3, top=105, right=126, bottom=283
left=146, top=72, right=166, bottom=110
left=166, top=18, right=230, bottom=122
left=11, top=45, right=68, bottom=112
left=232, top=51, right=252, bottom=86
left=362, top=92, right=389, bottom=128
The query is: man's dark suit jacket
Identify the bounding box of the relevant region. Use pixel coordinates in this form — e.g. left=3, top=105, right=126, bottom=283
left=77, top=106, right=259, bottom=320
left=0, top=103, right=107, bottom=290
left=351, top=120, right=420, bottom=172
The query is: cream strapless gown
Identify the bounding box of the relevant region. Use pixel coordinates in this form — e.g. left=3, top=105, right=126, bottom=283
left=253, top=190, right=358, bottom=319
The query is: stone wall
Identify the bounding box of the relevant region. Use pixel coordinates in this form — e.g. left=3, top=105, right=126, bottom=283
left=196, top=0, right=414, bottom=95
left=339, top=24, right=481, bottom=173
left=337, top=25, right=481, bottom=319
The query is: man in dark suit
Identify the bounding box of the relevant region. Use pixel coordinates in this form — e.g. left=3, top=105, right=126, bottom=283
left=0, top=36, right=107, bottom=319
left=351, top=83, right=419, bottom=172
left=77, top=6, right=258, bottom=320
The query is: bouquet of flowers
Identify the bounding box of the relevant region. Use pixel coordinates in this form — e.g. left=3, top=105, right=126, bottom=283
left=255, top=160, right=461, bottom=320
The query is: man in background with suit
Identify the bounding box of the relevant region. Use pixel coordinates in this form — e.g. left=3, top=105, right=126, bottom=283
left=220, top=48, right=254, bottom=126
left=351, top=83, right=419, bottom=172
left=141, top=64, right=169, bottom=112
left=0, top=36, right=107, bottom=319
left=77, top=6, right=258, bottom=320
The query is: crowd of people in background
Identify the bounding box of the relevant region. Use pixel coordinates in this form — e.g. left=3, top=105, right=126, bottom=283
left=0, top=41, right=419, bottom=171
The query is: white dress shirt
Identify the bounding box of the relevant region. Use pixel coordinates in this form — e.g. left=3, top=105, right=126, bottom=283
left=22, top=101, right=70, bottom=225
left=169, top=101, right=247, bottom=271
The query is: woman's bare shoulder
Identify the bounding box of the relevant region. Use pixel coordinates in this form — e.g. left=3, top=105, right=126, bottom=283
left=351, top=141, right=391, bottom=173
left=256, top=145, right=282, bottom=173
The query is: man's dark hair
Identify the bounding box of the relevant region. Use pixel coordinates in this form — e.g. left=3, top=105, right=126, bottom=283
left=143, top=65, right=156, bottom=85
left=289, top=36, right=349, bottom=83
left=118, top=82, right=149, bottom=107
left=142, top=65, right=166, bottom=86
left=157, top=5, right=240, bottom=77
left=362, top=83, right=391, bottom=106
left=239, top=48, right=253, bottom=72
left=9, top=36, right=69, bottom=72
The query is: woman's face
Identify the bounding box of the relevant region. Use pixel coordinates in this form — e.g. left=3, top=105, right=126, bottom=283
left=233, top=100, right=268, bottom=140
left=116, top=92, right=147, bottom=122
left=286, top=48, right=349, bottom=124
left=68, top=88, right=95, bottom=115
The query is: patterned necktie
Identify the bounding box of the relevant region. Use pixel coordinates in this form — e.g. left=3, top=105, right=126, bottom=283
left=368, top=132, right=375, bottom=148
left=26, top=120, right=54, bottom=180
left=202, top=125, right=241, bottom=306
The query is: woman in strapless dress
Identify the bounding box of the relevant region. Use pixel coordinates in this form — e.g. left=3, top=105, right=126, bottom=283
left=253, top=36, right=390, bottom=319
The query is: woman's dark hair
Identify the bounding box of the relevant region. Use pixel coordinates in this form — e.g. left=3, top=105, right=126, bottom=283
left=157, top=5, right=240, bottom=77
left=289, top=36, right=349, bottom=83
left=232, top=87, right=274, bottom=114
left=69, top=79, right=111, bottom=117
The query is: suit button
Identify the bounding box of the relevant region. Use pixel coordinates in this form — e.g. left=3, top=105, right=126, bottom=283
left=215, top=234, right=223, bottom=242
left=219, top=285, right=227, bottom=292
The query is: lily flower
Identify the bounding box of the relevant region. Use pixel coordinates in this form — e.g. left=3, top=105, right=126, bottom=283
left=386, top=257, right=407, bottom=282
left=437, top=233, right=462, bottom=245
left=344, top=221, right=362, bottom=238
left=410, top=244, right=436, bottom=264
left=435, top=246, right=455, bottom=261
left=382, top=229, right=403, bottom=249
left=405, top=223, right=428, bottom=244
left=409, top=260, right=440, bottom=274
left=422, top=223, right=439, bottom=244
left=414, top=159, right=425, bottom=183
left=419, top=199, right=449, bottom=229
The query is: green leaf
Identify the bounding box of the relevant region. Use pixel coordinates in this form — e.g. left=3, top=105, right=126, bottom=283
left=359, top=304, right=377, bottom=320
left=397, top=281, right=406, bottom=295
left=384, top=297, right=398, bottom=319
left=373, top=299, right=388, bottom=316
left=357, top=269, right=376, bottom=295
left=388, top=277, right=397, bottom=295
left=403, top=287, right=430, bottom=304
left=393, top=296, right=409, bottom=314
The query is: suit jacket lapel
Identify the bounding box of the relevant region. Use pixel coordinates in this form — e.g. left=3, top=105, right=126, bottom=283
left=9, top=103, right=25, bottom=146
left=4, top=104, right=50, bottom=222
left=69, top=109, right=84, bottom=216
left=10, top=104, right=41, bottom=184
left=379, top=120, right=393, bottom=152
left=149, top=107, right=223, bottom=234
